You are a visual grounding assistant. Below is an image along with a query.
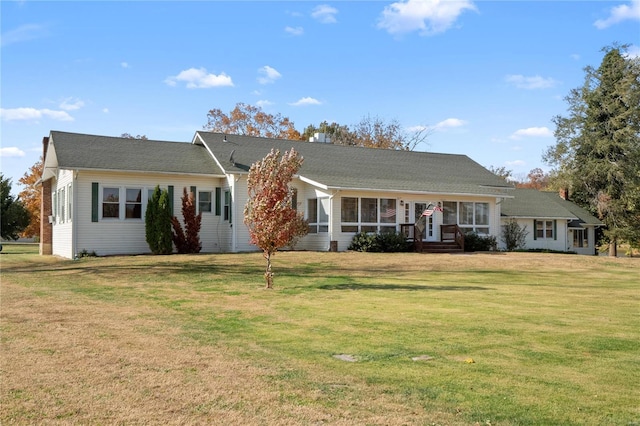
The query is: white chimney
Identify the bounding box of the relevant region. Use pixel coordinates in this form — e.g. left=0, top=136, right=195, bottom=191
left=309, top=132, right=331, bottom=143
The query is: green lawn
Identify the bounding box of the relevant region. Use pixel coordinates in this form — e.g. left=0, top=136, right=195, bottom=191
left=1, top=244, right=639, bottom=425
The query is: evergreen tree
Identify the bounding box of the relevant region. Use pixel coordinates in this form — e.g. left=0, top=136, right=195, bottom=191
left=1, top=174, right=30, bottom=241
left=545, top=46, right=640, bottom=255
left=145, top=185, right=173, bottom=254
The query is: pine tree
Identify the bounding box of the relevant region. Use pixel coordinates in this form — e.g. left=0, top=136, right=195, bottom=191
left=145, top=186, right=173, bottom=255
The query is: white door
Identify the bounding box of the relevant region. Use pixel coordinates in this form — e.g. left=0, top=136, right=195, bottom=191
left=413, top=202, right=438, bottom=242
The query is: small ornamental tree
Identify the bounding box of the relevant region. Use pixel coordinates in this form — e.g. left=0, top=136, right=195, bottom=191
left=145, top=185, right=173, bottom=255
left=244, top=148, right=308, bottom=288
left=171, top=187, right=202, bottom=254
left=501, top=219, right=529, bottom=251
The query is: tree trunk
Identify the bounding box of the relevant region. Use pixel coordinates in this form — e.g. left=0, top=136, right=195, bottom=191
left=264, top=252, right=274, bottom=289
left=609, top=238, right=617, bottom=257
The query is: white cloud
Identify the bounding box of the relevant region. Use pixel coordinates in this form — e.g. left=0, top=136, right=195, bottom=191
left=509, top=127, right=553, bottom=140
left=103, top=108, right=110, bottom=113
left=59, top=97, right=85, bottom=111
left=257, top=66, right=282, bottom=85
left=594, top=0, right=640, bottom=29
left=505, top=74, right=558, bottom=90
left=570, top=53, right=581, bottom=61
left=121, top=62, right=130, bottom=68
left=0, top=107, right=73, bottom=122
left=312, top=4, right=338, bottom=24
left=0, top=147, right=26, bottom=158
left=256, top=100, right=274, bottom=108
left=625, top=45, right=640, bottom=59
left=377, top=0, right=476, bottom=36
left=289, top=97, right=322, bottom=106
left=433, top=118, right=467, bottom=130
left=165, top=67, right=234, bottom=89
left=1, top=23, right=47, bottom=47
left=285, top=26, right=304, bottom=36
left=505, top=160, right=526, bottom=167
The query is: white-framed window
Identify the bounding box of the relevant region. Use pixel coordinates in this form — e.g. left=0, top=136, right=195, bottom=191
left=199, top=191, right=212, bottom=213
left=101, top=186, right=143, bottom=220
left=224, top=190, right=231, bottom=222
left=102, top=187, right=120, bottom=219
left=308, top=197, right=329, bottom=233
left=67, top=184, right=72, bottom=222
left=59, top=187, right=66, bottom=223
left=125, top=188, right=142, bottom=219
left=573, top=228, right=588, bottom=248
left=340, top=196, right=398, bottom=234
left=535, top=220, right=555, bottom=240
left=444, top=201, right=489, bottom=234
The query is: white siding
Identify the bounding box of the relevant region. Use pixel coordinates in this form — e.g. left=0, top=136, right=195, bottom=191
left=51, top=169, right=74, bottom=259
left=499, top=218, right=568, bottom=252
left=71, top=170, right=227, bottom=258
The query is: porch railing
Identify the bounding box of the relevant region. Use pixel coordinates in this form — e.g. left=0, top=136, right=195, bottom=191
left=441, top=224, right=465, bottom=252
left=400, top=223, right=422, bottom=252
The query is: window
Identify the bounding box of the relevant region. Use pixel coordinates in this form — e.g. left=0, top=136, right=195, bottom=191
left=445, top=201, right=489, bottom=234
left=59, top=187, right=65, bottom=223
left=199, top=191, right=212, bottom=213
left=67, top=184, right=72, bottom=222
left=224, top=190, right=231, bottom=222
left=125, top=188, right=142, bottom=219
left=308, top=198, right=329, bottom=233
left=291, top=188, right=298, bottom=211
left=102, top=187, right=120, bottom=218
left=341, top=197, right=358, bottom=232
left=535, top=220, right=555, bottom=240
left=340, top=196, right=399, bottom=234
left=573, top=229, right=588, bottom=248
left=52, top=190, right=57, bottom=223
left=361, top=198, right=378, bottom=223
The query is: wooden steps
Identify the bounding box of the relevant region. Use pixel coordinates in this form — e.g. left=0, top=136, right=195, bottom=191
left=419, top=241, right=464, bottom=254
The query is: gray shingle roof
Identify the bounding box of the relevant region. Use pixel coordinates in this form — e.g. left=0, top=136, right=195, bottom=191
left=501, top=188, right=603, bottom=226
left=195, top=132, right=514, bottom=196
left=49, top=131, right=223, bottom=176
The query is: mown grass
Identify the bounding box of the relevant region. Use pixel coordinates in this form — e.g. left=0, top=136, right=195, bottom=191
left=1, top=243, right=639, bottom=425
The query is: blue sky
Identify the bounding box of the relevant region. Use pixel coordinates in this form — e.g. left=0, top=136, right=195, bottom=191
left=1, top=0, right=639, bottom=193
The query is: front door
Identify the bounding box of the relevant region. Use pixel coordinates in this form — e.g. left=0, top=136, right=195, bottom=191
left=413, top=202, right=437, bottom=242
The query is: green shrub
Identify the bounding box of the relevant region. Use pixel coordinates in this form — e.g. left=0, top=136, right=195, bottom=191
left=464, top=231, right=497, bottom=252
left=145, top=186, right=173, bottom=255
left=348, top=231, right=410, bottom=253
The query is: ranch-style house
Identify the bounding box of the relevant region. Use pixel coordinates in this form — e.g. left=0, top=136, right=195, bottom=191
left=39, top=130, right=602, bottom=258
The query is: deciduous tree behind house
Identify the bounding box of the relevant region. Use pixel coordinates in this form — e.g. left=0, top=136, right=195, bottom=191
left=204, top=103, right=302, bottom=140
left=244, top=148, right=308, bottom=288
left=18, top=158, right=43, bottom=238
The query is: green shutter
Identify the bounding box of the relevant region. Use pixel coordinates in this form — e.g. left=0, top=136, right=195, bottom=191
left=292, top=188, right=298, bottom=210
left=91, top=182, right=99, bottom=222
left=190, top=186, right=197, bottom=199
left=168, top=185, right=174, bottom=214
left=533, top=220, right=537, bottom=240
left=215, top=187, right=221, bottom=215
left=553, top=220, right=557, bottom=240
left=225, top=190, right=232, bottom=223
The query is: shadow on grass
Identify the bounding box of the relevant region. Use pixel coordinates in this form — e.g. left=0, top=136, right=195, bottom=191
left=317, top=283, right=491, bottom=291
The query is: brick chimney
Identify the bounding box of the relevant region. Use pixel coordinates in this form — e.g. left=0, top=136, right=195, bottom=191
left=40, top=136, right=53, bottom=255
left=559, top=188, right=569, bottom=200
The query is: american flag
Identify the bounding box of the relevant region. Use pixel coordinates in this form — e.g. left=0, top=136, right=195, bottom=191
left=380, top=208, right=396, bottom=218
left=422, top=203, right=443, bottom=217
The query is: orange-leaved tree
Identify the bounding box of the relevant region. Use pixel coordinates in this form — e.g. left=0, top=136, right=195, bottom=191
left=244, top=148, right=308, bottom=288
left=204, top=102, right=302, bottom=140
left=18, top=158, right=43, bottom=238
